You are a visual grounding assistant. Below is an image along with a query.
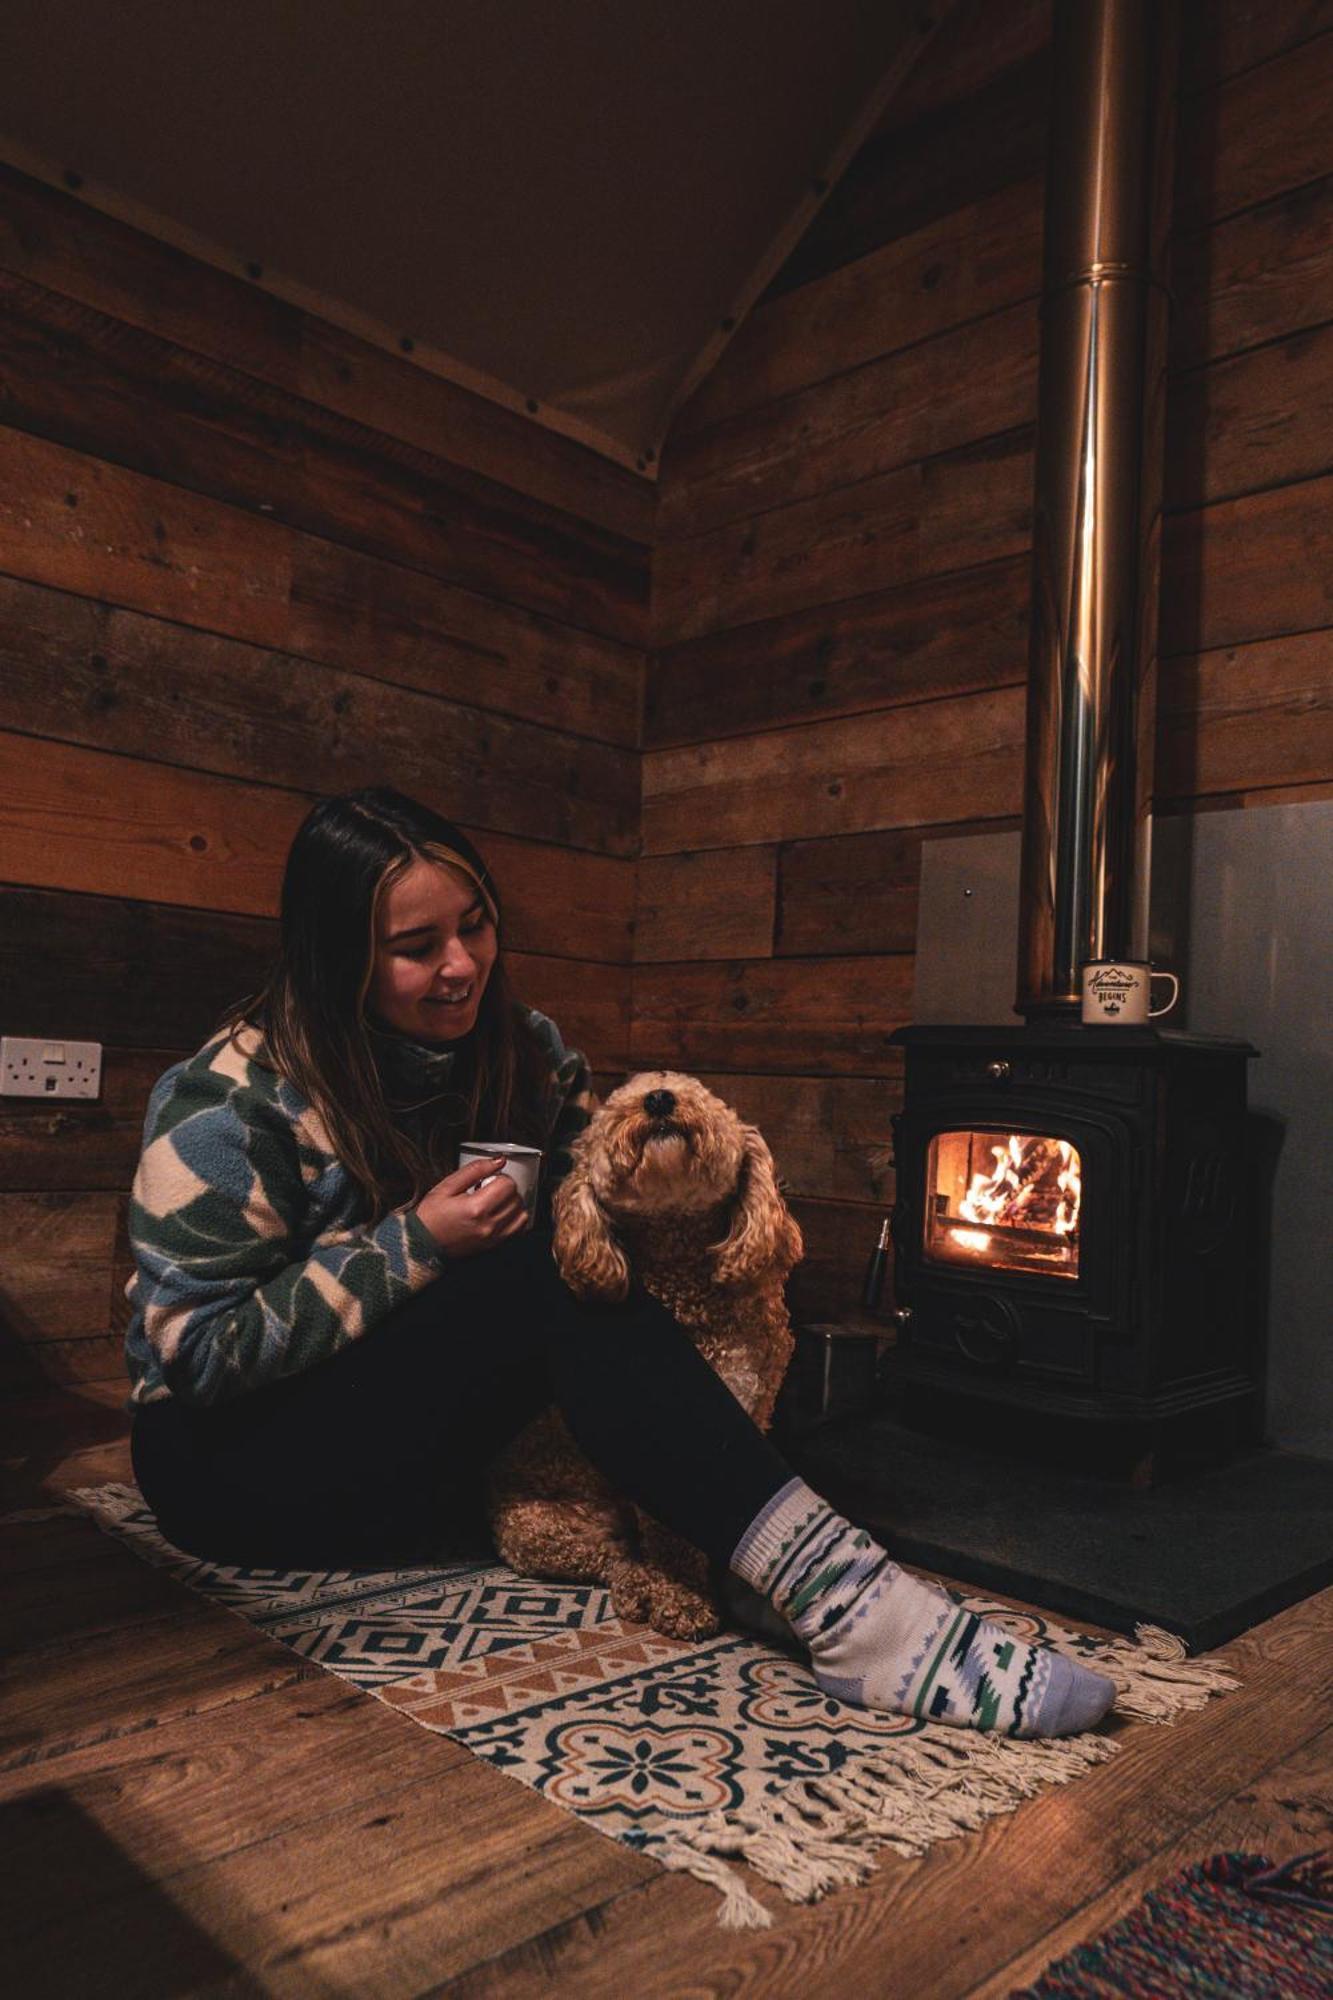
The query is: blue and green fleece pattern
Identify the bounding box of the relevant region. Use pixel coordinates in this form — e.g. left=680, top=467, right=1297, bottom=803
left=122, top=1008, right=593, bottom=1410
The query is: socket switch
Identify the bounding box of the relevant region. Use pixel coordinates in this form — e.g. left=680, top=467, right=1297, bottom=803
left=1, top=1036, right=103, bottom=1098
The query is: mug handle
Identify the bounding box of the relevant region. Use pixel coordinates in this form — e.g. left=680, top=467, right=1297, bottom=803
left=1148, top=970, right=1180, bottom=1018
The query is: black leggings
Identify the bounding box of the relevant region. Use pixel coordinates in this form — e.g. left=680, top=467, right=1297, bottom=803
left=130, top=1224, right=795, bottom=1572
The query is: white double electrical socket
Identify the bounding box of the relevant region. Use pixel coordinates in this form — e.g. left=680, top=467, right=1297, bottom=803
left=1, top=1036, right=103, bottom=1099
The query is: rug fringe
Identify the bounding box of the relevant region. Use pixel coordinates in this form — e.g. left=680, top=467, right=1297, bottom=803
left=652, top=1614, right=1240, bottom=1930
left=653, top=1726, right=1119, bottom=1927
left=654, top=1835, right=777, bottom=1928
left=1052, top=1620, right=1243, bottom=1720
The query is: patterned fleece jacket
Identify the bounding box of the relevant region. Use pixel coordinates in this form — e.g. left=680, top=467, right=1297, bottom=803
left=123, top=1007, right=594, bottom=1409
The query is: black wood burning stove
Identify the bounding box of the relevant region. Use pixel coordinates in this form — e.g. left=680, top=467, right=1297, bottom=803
left=885, top=1025, right=1261, bottom=1458
left=872, top=4, right=1267, bottom=1471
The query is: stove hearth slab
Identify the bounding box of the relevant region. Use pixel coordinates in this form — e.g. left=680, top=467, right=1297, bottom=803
left=791, top=1413, right=1333, bottom=1653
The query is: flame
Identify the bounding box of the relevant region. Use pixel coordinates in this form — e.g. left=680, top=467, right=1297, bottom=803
left=958, top=1135, right=1082, bottom=1241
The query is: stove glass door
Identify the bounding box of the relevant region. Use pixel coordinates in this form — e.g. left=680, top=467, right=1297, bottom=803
left=924, top=1128, right=1082, bottom=1280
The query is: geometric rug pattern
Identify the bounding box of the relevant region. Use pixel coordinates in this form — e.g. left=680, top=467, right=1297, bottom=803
left=71, top=1483, right=1240, bottom=1928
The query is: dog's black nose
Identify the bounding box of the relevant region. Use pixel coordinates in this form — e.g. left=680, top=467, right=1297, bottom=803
left=643, top=1088, right=676, bottom=1118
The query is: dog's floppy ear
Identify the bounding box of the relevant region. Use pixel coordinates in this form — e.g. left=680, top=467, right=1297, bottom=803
left=712, top=1125, right=804, bottom=1289
left=552, top=1157, right=631, bottom=1302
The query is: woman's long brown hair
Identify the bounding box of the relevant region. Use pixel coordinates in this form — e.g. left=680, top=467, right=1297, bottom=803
left=221, top=787, right=552, bottom=1221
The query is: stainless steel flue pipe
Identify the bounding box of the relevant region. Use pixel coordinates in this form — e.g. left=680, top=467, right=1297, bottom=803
left=1015, top=0, right=1181, bottom=1018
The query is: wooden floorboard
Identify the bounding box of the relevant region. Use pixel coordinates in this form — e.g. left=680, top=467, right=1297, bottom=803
left=441, top=1589, right=1333, bottom=1999
left=1, top=1676, right=460, bottom=1946
left=1, top=1690, right=653, bottom=1998
left=1, top=1510, right=199, bottom=1657
left=967, top=1718, right=1333, bottom=1998
left=0, top=1597, right=317, bottom=1773
left=2, top=1387, right=1330, bottom=1996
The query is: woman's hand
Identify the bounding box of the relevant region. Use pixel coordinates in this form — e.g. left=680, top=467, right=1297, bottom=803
left=414, top=1156, right=530, bottom=1258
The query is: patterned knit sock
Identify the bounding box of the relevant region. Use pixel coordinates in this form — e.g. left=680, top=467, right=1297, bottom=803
left=731, top=1477, right=1116, bottom=1739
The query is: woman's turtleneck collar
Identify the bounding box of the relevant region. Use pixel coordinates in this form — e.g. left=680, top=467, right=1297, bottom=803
left=365, top=1012, right=462, bottom=1108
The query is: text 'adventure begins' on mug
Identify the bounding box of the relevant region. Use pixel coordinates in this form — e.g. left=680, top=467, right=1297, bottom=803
left=1081, top=961, right=1180, bottom=1025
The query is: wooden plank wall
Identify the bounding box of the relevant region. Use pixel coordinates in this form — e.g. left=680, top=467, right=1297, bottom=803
left=642, top=0, right=1333, bottom=1326
left=7, top=0, right=1333, bottom=1394
left=0, top=165, right=651, bottom=1398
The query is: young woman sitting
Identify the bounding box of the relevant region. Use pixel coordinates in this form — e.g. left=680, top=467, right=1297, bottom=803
left=124, top=785, right=1115, bottom=1740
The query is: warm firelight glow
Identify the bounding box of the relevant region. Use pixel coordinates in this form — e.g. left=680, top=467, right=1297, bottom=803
left=960, top=1135, right=1082, bottom=1239
left=925, top=1130, right=1083, bottom=1280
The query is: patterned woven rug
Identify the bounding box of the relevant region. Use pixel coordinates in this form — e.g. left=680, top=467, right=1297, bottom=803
left=1012, top=1850, right=1333, bottom=1997
left=72, top=1482, right=1240, bottom=1929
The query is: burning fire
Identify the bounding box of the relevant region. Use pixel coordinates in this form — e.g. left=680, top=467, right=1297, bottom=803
left=956, top=1135, right=1082, bottom=1245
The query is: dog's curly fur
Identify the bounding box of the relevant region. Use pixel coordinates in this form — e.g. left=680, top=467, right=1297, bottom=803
left=486, top=1071, right=802, bottom=1640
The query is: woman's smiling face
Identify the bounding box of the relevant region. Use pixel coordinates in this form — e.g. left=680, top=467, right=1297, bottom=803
left=366, top=855, right=498, bottom=1042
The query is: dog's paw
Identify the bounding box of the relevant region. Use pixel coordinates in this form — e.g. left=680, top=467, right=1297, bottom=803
left=609, top=1559, right=721, bottom=1641
left=651, top=1586, right=722, bottom=1643
left=607, top=1558, right=655, bottom=1628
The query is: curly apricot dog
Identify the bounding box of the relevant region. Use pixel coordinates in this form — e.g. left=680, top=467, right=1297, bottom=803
left=486, top=1071, right=802, bottom=1639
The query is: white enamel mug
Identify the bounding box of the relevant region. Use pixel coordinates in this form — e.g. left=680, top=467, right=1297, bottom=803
left=458, top=1141, right=542, bottom=1222
left=1080, top=961, right=1180, bottom=1025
